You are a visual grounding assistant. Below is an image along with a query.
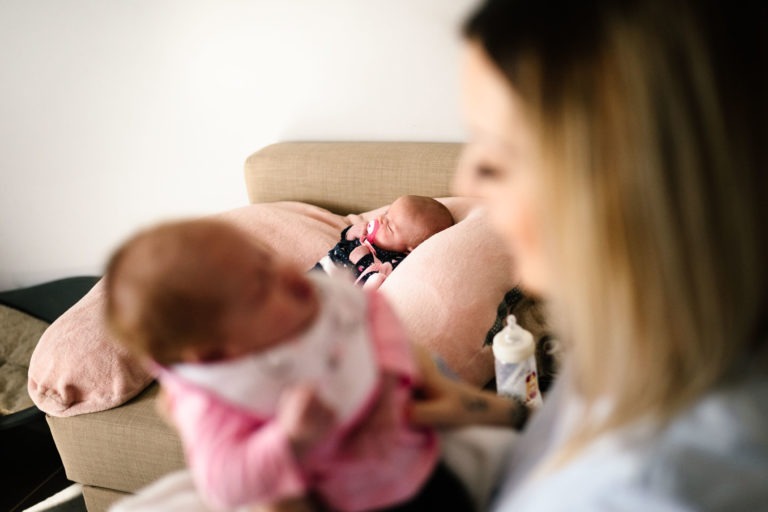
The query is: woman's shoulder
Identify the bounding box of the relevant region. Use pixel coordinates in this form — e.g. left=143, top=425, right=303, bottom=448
left=494, top=369, right=768, bottom=511
left=659, top=366, right=768, bottom=449
left=636, top=369, right=768, bottom=508
left=586, top=369, right=768, bottom=510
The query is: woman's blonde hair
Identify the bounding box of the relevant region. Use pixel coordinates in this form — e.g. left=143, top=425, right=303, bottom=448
left=465, top=0, right=767, bottom=461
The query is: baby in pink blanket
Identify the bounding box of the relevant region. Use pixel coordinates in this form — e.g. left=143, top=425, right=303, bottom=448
left=104, top=218, right=471, bottom=512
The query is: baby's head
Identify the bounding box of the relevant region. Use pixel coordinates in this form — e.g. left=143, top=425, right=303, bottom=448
left=369, top=195, right=454, bottom=253
left=104, top=219, right=319, bottom=366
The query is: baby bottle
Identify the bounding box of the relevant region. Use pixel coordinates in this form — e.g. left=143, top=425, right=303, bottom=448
left=492, top=314, right=543, bottom=408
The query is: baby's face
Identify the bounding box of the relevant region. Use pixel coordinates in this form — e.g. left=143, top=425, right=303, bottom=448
left=371, top=197, right=423, bottom=253
left=196, top=242, right=321, bottom=362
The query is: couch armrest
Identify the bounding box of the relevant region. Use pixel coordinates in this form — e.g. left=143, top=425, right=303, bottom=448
left=47, top=383, right=185, bottom=495
left=244, top=141, right=462, bottom=214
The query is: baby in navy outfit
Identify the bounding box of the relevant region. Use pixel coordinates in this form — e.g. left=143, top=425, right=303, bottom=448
left=316, top=195, right=454, bottom=290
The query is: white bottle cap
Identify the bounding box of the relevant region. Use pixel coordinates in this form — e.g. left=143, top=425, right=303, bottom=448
left=492, top=314, right=535, bottom=363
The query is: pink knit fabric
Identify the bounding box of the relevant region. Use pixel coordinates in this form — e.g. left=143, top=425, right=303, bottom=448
left=162, top=292, right=438, bottom=511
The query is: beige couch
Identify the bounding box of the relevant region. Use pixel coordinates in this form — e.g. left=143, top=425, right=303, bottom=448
left=44, top=141, right=554, bottom=511
left=46, top=141, right=469, bottom=511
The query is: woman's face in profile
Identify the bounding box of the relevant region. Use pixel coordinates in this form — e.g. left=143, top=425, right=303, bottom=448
left=455, top=42, right=549, bottom=295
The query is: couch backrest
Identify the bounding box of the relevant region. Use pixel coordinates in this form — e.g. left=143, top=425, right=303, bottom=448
left=244, top=141, right=463, bottom=214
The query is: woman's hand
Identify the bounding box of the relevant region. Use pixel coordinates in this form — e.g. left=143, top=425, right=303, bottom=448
left=409, top=345, right=530, bottom=430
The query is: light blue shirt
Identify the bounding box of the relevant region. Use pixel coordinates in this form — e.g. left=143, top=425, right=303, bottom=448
left=491, top=362, right=768, bottom=511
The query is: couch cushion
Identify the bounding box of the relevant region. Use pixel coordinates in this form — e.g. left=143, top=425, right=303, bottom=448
left=0, top=305, right=49, bottom=415
left=379, top=206, right=517, bottom=386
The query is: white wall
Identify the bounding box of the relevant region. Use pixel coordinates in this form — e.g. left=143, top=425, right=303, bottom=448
left=0, top=0, right=475, bottom=290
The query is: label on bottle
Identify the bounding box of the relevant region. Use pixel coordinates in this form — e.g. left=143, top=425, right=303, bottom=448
left=496, top=356, right=543, bottom=408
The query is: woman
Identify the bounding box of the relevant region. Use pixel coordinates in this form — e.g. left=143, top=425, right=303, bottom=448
left=411, top=0, right=767, bottom=509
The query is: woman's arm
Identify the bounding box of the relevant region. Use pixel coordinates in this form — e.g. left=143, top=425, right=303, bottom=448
left=409, top=345, right=529, bottom=430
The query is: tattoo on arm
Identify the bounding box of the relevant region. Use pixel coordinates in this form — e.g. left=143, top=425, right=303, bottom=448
left=461, top=394, right=489, bottom=413
left=460, top=391, right=530, bottom=429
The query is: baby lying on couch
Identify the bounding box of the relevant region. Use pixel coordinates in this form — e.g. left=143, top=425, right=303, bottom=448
left=104, top=218, right=477, bottom=512
left=315, top=195, right=454, bottom=290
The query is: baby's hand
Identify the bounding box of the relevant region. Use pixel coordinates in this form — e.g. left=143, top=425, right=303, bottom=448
left=361, top=262, right=394, bottom=291
left=346, top=223, right=366, bottom=240
left=349, top=244, right=372, bottom=264
left=377, top=261, right=394, bottom=276
left=276, top=384, right=336, bottom=460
